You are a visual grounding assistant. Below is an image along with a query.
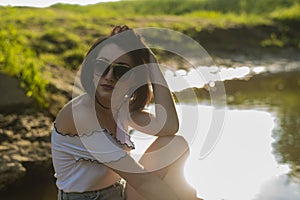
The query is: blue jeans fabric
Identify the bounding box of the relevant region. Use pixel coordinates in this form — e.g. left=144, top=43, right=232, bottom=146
left=58, top=180, right=126, bottom=200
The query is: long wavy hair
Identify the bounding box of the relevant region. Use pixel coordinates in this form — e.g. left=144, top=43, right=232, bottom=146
left=80, top=25, right=152, bottom=112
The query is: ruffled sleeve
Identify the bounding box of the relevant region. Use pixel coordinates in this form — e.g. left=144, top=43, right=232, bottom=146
left=116, top=119, right=135, bottom=149
left=52, top=124, right=130, bottom=164
left=79, top=130, right=129, bottom=163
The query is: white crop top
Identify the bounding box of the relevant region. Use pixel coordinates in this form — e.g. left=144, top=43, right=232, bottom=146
left=51, top=122, right=135, bottom=193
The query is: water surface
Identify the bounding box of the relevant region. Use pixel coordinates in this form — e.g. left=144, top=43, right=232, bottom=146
left=132, top=64, right=300, bottom=200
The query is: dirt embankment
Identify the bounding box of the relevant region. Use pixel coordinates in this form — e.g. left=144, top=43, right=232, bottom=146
left=193, top=23, right=300, bottom=65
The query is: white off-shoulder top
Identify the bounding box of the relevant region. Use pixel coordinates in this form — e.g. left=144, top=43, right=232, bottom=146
left=51, top=120, right=135, bottom=193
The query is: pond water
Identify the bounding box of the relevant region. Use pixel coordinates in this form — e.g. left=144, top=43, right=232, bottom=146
left=131, top=63, right=300, bottom=200
left=131, top=103, right=300, bottom=200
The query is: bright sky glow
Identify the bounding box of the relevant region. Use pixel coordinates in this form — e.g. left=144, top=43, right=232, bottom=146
left=0, top=0, right=119, bottom=7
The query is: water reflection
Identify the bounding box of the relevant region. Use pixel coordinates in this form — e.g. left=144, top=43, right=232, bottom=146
left=164, top=66, right=253, bottom=91
left=161, top=67, right=300, bottom=199
left=271, top=101, right=300, bottom=181
left=222, top=70, right=300, bottom=181
left=131, top=105, right=298, bottom=200
left=187, top=107, right=288, bottom=200
left=253, top=175, right=300, bottom=200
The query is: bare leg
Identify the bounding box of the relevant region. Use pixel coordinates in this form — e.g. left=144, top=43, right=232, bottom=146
left=126, top=183, right=146, bottom=200
left=127, top=135, right=201, bottom=200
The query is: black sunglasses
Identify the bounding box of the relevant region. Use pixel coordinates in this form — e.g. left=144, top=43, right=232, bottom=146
left=94, top=58, right=132, bottom=80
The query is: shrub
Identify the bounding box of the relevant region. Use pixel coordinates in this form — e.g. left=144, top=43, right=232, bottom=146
left=0, top=26, right=48, bottom=108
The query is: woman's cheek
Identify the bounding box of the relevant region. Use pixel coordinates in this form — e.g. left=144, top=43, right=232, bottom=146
left=93, top=75, right=100, bottom=90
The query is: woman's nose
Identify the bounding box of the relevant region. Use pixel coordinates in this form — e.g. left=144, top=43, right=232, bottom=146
left=104, top=67, right=115, bottom=81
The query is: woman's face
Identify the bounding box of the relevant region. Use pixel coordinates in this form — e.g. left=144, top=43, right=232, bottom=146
left=93, top=43, right=135, bottom=105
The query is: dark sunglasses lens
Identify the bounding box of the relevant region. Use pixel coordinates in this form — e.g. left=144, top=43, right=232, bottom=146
left=113, top=66, right=130, bottom=79
left=94, top=60, right=109, bottom=76
left=102, top=66, right=110, bottom=76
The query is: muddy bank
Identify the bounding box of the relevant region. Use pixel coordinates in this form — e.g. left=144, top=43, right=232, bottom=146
left=0, top=112, right=54, bottom=190
left=0, top=73, right=59, bottom=198
left=194, top=23, right=300, bottom=58
left=0, top=71, right=56, bottom=197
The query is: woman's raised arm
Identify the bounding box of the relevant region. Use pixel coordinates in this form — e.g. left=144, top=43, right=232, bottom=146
left=128, top=54, right=179, bottom=136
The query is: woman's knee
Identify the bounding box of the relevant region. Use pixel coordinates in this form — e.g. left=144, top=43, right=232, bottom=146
left=140, top=135, right=190, bottom=176
left=154, top=135, right=189, bottom=152
left=141, top=135, right=190, bottom=163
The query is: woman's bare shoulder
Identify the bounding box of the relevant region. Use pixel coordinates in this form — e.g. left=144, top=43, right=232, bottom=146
left=55, top=94, right=92, bottom=135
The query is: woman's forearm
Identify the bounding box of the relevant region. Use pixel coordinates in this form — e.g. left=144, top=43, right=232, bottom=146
left=107, top=154, right=179, bottom=200
left=148, top=63, right=179, bottom=136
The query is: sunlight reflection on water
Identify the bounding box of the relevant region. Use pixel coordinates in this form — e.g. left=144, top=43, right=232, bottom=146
left=131, top=104, right=299, bottom=200
left=164, top=66, right=260, bottom=91
left=184, top=105, right=293, bottom=200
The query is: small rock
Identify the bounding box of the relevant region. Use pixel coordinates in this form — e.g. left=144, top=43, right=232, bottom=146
left=11, top=154, right=31, bottom=162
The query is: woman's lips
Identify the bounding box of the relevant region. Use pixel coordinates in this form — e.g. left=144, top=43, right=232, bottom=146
left=100, top=84, right=114, bottom=91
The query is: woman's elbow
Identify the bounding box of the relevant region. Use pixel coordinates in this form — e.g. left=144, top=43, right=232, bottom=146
left=169, top=118, right=179, bottom=134
left=169, top=123, right=179, bottom=135
left=157, top=124, right=179, bottom=136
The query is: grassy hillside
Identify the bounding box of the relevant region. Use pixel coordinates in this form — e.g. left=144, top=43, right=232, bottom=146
left=0, top=0, right=299, bottom=110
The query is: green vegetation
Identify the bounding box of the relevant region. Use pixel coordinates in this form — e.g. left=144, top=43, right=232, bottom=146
left=0, top=26, right=48, bottom=108
left=0, top=0, right=299, bottom=108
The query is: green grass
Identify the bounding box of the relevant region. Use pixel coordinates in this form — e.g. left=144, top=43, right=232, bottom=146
left=270, top=2, right=300, bottom=22
left=0, top=26, right=48, bottom=108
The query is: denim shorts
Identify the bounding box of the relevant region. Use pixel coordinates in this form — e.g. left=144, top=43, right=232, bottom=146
left=58, top=179, right=126, bottom=200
